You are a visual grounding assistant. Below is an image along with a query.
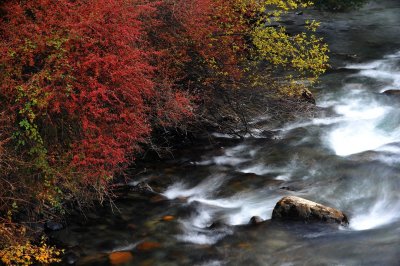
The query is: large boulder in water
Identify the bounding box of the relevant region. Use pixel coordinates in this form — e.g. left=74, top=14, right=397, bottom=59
left=272, top=196, right=349, bottom=226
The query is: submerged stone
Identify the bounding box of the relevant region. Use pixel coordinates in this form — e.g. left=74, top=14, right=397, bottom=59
left=136, top=241, right=161, bottom=251
left=162, top=215, right=175, bottom=221
left=271, top=196, right=349, bottom=226
left=109, top=252, right=133, bottom=265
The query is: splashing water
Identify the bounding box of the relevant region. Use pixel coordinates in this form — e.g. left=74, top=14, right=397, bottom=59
left=326, top=54, right=400, bottom=157
left=350, top=198, right=400, bottom=231
left=158, top=52, right=400, bottom=251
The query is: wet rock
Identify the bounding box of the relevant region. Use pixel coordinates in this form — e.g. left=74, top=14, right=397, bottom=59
left=136, top=241, right=161, bottom=251
left=109, top=251, right=133, bottom=265
left=176, top=196, right=189, bottom=203
left=382, top=89, right=400, bottom=97
left=131, top=182, right=154, bottom=194
left=271, top=196, right=349, bottom=226
left=162, top=215, right=175, bottom=221
left=280, top=186, right=296, bottom=191
left=208, top=220, right=230, bottom=230
left=249, top=216, right=264, bottom=225
left=260, top=130, right=276, bottom=139
left=45, top=221, right=63, bottom=231
left=150, top=194, right=168, bottom=203
left=331, top=53, right=359, bottom=61
left=301, top=88, right=316, bottom=104
left=281, top=19, right=295, bottom=26
left=348, top=150, right=379, bottom=162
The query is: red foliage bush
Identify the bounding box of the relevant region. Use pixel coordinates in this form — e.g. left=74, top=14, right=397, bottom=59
left=0, top=0, right=327, bottom=200
left=151, top=0, right=247, bottom=87
left=0, top=0, right=328, bottom=259
left=0, top=0, right=193, bottom=188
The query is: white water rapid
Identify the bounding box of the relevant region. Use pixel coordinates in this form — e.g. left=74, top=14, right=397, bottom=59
left=163, top=51, right=400, bottom=245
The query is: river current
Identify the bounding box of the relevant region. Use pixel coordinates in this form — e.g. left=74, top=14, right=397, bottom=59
left=53, top=1, right=400, bottom=265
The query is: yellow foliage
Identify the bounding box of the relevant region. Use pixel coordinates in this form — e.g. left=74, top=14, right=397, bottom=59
left=209, top=0, right=329, bottom=97
left=0, top=239, right=62, bottom=266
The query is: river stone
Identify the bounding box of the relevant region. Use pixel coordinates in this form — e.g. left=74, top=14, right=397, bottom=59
left=382, top=89, right=400, bottom=97
left=301, top=88, right=316, bottom=104
left=249, top=216, right=264, bottom=225
left=109, top=251, right=133, bottom=265
left=131, top=181, right=154, bottom=194
left=271, top=196, right=349, bottom=226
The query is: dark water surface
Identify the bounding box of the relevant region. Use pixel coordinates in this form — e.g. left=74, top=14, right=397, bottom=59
left=53, top=1, right=400, bottom=265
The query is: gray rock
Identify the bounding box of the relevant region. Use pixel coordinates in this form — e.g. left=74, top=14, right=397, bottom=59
left=271, top=196, right=349, bottom=226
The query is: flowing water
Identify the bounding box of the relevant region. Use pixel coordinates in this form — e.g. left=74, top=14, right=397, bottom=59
left=53, top=1, right=400, bottom=265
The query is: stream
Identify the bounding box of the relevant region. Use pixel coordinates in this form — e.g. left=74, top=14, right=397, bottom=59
left=53, top=1, right=400, bottom=265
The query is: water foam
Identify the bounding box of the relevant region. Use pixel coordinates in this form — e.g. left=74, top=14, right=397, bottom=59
left=164, top=176, right=281, bottom=244
left=163, top=175, right=226, bottom=200
left=349, top=187, right=400, bottom=231
left=171, top=51, right=400, bottom=244
left=350, top=199, right=400, bottom=231
left=325, top=53, right=400, bottom=156
left=327, top=109, right=394, bottom=157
